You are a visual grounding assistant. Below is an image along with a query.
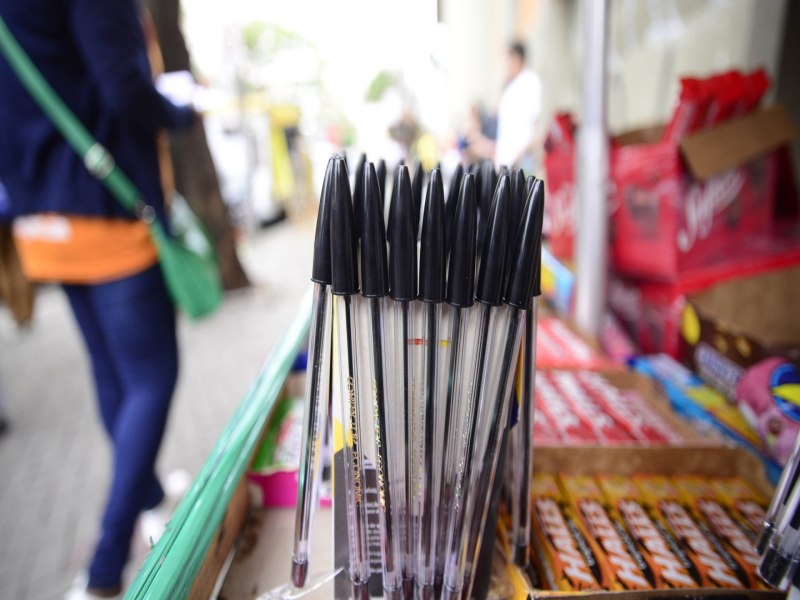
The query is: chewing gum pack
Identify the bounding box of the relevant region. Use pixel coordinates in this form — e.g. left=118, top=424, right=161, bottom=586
left=673, top=476, right=764, bottom=588
left=710, top=477, right=768, bottom=538
left=634, top=475, right=748, bottom=589
left=597, top=474, right=700, bottom=589
left=530, top=473, right=606, bottom=591
left=559, top=475, right=653, bottom=590
left=550, top=372, right=633, bottom=443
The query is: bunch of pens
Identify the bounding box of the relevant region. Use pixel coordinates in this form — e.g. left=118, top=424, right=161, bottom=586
left=290, top=155, right=544, bottom=600
left=756, top=431, right=800, bottom=592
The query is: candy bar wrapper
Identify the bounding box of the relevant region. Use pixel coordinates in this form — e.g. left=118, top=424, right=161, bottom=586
left=559, top=475, right=653, bottom=590
left=550, top=372, right=634, bottom=443
left=537, top=318, right=610, bottom=370
left=531, top=473, right=607, bottom=591
left=634, top=475, right=749, bottom=589
left=577, top=371, right=683, bottom=444
left=710, top=477, right=768, bottom=537
left=532, top=403, right=560, bottom=444
left=597, top=474, right=700, bottom=589
left=673, top=476, right=764, bottom=588
left=536, top=374, right=597, bottom=444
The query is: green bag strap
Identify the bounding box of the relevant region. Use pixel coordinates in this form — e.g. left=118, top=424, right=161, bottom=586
left=0, top=15, right=156, bottom=223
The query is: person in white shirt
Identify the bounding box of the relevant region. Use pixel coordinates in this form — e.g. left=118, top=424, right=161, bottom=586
left=495, top=42, right=543, bottom=171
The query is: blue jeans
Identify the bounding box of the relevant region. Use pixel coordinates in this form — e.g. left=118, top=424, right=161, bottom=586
left=63, top=264, right=178, bottom=589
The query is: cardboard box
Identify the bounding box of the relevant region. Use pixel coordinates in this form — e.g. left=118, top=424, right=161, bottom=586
left=543, top=106, right=795, bottom=280
left=508, top=446, right=779, bottom=599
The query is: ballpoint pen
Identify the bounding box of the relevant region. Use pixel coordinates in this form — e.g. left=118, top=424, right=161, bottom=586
left=759, top=473, right=800, bottom=589
left=411, top=160, right=425, bottom=238
left=353, top=153, right=367, bottom=233
left=510, top=174, right=540, bottom=569
left=758, top=431, right=800, bottom=555
left=441, top=173, right=511, bottom=600
left=387, top=165, right=417, bottom=597
left=359, top=163, right=403, bottom=598
left=460, top=179, right=544, bottom=599
left=330, top=158, right=370, bottom=600
left=444, top=163, right=464, bottom=250
left=415, top=169, right=448, bottom=600
left=435, top=173, right=477, bottom=591
left=291, top=157, right=336, bottom=588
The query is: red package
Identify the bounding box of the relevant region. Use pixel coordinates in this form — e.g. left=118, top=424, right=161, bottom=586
left=577, top=371, right=684, bottom=444
left=550, top=371, right=634, bottom=443
left=662, top=78, right=711, bottom=144
left=741, top=68, right=770, bottom=114
left=704, top=71, right=745, bottom=127
left=537, top=318, right=611, bottom=370
left=537, top=373, right=597, bottom=443
left=533, top=404, right=560, bottom=444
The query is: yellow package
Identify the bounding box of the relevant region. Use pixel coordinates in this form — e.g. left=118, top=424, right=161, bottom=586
left=597, top=474, right=699, bottom=589
left=634, top=475, right=748, bottom=589
left=559, top=474, right=653, bottom=590
left=673, top=476, right=763, bottom=588
left=530, top=473, right=605, bottom=591
left=710, top=477, right=768, bottom=537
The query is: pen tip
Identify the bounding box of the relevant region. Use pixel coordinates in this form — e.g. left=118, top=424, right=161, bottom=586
left=311, top=156, right=335, bottom=285
left=475, top=173, right=510, bottom=306
left=388, top=166, right=417, bottom=301
left=503, top=178, right=545, bottom=309
left=330, top=158, right=359, bottom=295
left=360, top=163, right=389, bottom=297
left=418, top=169, right=446, bottom=303
left=446, top=173, right=477, bottom=307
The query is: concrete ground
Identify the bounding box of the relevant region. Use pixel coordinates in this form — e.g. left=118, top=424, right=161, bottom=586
left=0, top=221, right=314, bottom=600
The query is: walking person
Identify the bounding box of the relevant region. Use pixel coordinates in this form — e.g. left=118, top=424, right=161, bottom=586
left=0, top=1, right=195, bottom=597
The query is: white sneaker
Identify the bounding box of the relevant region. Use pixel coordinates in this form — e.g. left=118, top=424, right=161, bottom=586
left=139, top=469, right=192, bottom=547
left=64, top=571, right=121, bottom=600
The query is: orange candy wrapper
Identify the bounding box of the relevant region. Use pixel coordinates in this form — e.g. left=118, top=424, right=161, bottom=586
left=634, top=475, right=749, bottom=589
left=597, top=474, right=700, bottom=589
left=673, top=476, right=765, bottom=589
left=559, top=474, right=653, bottom=590
left=530, top=473, right=606, bottom=591
left=710, top=477, right=769, bottom=538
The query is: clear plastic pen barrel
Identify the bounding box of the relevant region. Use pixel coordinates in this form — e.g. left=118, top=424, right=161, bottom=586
left=291, top=282, right=332, bottom=585
left=441, top=303, right=492, bottom=600
left=758, top=430, right=800, bottom=555
left=367, top=296, right=403, bottom=598
left=388, top=299, right=415, bottom=591
left=333, top=294, right=370, bottom=597
left=435, top=304, right=468, bottom=586
left=445, top=304, right=524, bottom=599
left=414, top=301, right=446, bottom=598
left=511, top=298, right=538, bottom=567
left=759, top=477, right=800, bottom=589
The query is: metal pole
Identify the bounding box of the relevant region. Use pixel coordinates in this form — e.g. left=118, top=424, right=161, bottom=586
left=574, top=0, right=610, bottom=338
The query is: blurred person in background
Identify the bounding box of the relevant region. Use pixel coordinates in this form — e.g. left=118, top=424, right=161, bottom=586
left=0, top=1, right=195, bottom=598
left=494, top=41, right=543, bottom=173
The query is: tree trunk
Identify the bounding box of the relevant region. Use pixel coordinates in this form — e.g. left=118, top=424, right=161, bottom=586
left=147, top=0, right=250, bottom=290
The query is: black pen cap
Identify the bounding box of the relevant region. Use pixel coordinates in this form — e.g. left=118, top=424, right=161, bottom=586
left=506, top=169, right=527, bottom=271
left=444, top=163, right=464, bottom=249
left=418, top=169, right=446, bottom=303
left=475, top=173, right=510, bottom=306
left=376, top=159, right=387, bottom=205
left=477, top=160, right=498, bottom=246
left=331, top=159, right=359, bottom=295
left=360, top=163, right=389, bottom=297
left=311, top=155, right=336, bottom=285
left=524, top=175, right=535, bottom=201
left=446, top=173, right=477, bottom=307
left=411, top=160, right=425, bottom=238
left=504, top=178, right=545, bottom=309
left=388, top=166, right=416, bottom=301
left=353, top=153, right=367, bottom=234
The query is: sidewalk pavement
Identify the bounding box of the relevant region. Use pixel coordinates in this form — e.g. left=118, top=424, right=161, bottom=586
left=0, top=221, right=314, bottom=600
